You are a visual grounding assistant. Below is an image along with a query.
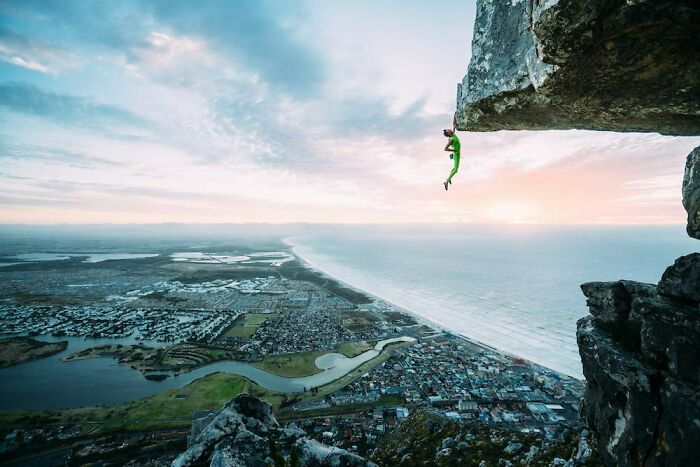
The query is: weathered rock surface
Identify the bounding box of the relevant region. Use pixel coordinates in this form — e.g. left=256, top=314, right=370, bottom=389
left=658, top=253, right=700, bottom=303
left=684, top=146, right=700, bottom=238
left=578, top=281, right=700, bottom=466
left=456, top=0, right=700, bottom=135
left=172, top=394, right=374, bottom=467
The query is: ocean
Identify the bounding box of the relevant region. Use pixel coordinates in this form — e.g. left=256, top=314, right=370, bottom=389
left=286, top=224, right=698, bottom=378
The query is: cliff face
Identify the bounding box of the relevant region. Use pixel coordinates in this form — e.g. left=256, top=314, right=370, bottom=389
left=456, top=0, right=700, bottom=135
left=457, top=1, right=699, bottom=466
left=578, top=267, right=700, bottom=466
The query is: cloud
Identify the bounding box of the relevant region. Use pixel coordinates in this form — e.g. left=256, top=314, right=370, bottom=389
left=3, top=0, right=325, bottom=96
left=326, top=96, right=443, bottom=138
left=0, top=82, right=151, bottom=135
left=146, top=0, right=324, bottom=96
left=0, top=26, right=83, bottom=74
left=0, top=140, right=124, bottom=169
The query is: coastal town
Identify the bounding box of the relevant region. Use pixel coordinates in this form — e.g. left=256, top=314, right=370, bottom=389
left=0, top=245, right=586, bottom=464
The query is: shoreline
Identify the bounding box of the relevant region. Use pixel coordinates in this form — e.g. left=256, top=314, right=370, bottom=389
left=283, top=235, right=583, bottom=381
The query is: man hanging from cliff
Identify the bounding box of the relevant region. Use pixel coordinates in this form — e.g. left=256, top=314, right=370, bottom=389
left=443, top=116, right=461, bottom=190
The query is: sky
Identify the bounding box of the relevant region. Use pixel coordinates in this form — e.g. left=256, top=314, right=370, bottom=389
left=0, top=0, right=698, bottom=225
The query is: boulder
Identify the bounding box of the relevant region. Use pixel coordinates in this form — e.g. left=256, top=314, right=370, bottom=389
left=172, top=393, right=376, bottom=467
left=658, top=253, right=700, bottom=303
left=630, top=294, right=700, bottom=383
left=580, top=281, right=633, bottom=324
left=456, top=0, right=700, bottom=135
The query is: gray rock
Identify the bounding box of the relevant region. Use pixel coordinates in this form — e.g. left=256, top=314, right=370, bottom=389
left=579, top=286, right=700, bottom=466
left=658, top=253, right=700, bottom=303
left=577, top=316, right=661, bottom=466
left=441, top=436, right=454, bottom=449
left=684, top=146, right=700, bottom=238
left=503, top=441, right=522, bottom=454
left=455, top=0, right=700, bottom=135
left=436, top=447, right=452, bottom=458
left=580, top=281, right=657, bottom=325
left=298, top=438, right=375, bottom=467
left=630, top=294, right=700, bottom=380
left=524, top=445, right=539, bottom=463
left=580, top=281, right=633, bottom=324
left=209, top=447, right=246, bottom=467
left=172, top=393, right=376, bottom=467
left=657, top=377, right=700, bottom=467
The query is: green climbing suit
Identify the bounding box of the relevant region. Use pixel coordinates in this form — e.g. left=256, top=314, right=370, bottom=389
left=447, top=134, right=461, bottom=182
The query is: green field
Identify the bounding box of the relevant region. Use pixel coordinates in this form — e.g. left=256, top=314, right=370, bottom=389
left=253, top=340, right=376, bottom=377
left=253, top=351, right=325, bottom=377
left=0, top=372, right=283, bottom=434
left=223, top=312, right=278, bottom=338
left=337, top=340, right=375, bottom=357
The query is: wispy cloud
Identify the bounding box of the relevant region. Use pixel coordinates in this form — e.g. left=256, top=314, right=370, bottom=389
left=0, top=26, right=83, bottom=74
left=0, top=82, right=151, bottom=136
left=0, top=140, right=124, bottom=169
left=0, top=1, right=698, bottom=225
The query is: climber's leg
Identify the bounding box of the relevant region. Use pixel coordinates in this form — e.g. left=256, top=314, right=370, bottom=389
left=447, top=153, right=460, bottom=183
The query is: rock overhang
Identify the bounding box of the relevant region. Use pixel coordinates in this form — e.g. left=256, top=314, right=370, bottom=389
left=456, top=0, right=700, bottom=136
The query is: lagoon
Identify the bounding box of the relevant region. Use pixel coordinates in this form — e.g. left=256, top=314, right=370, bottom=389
left=0, top=335, right=413, bottom=410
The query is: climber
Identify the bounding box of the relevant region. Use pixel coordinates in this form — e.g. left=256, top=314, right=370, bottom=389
left=443, top=116, right=461, bottom=190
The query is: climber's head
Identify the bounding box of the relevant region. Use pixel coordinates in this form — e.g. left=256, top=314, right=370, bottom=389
left=443, top=129, right=454, bottom=137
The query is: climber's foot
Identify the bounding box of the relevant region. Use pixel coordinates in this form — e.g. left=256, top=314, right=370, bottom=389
left=444, top=181, right=449, bottom=191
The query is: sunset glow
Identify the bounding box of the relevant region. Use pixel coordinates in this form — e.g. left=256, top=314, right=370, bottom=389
left=1, top=1, right=699, bottom=225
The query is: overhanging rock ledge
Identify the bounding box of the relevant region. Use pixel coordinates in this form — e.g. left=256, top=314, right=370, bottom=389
left=456, top=0, right=700, bottom=135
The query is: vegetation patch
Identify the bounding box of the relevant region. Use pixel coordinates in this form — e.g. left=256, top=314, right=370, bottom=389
left=253, top=351, right=326, bottom=377
left=0, top=373, right=283, bottom=434
left=63, top=343, right=240, bottom=377
left=223, top=312, right=278, bottom=338
left=0, top=337, right=68, bottom=368
left=340, top=310, right=380, bottom=331
left=253, top=340, right=376, bottom=377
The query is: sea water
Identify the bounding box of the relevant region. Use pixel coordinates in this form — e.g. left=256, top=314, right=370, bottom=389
left=286, top=224, right=698, bottom=378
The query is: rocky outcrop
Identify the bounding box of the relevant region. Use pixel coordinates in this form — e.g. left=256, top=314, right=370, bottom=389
left=172, top=394, right=374, bottom=467
left=684, top=146, right=700, bottom=239
left=578, top=272, right=700, bottom=466
left=455, top=0, right=700, bottom=135
left=658, top=253, right=700, bottom=303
